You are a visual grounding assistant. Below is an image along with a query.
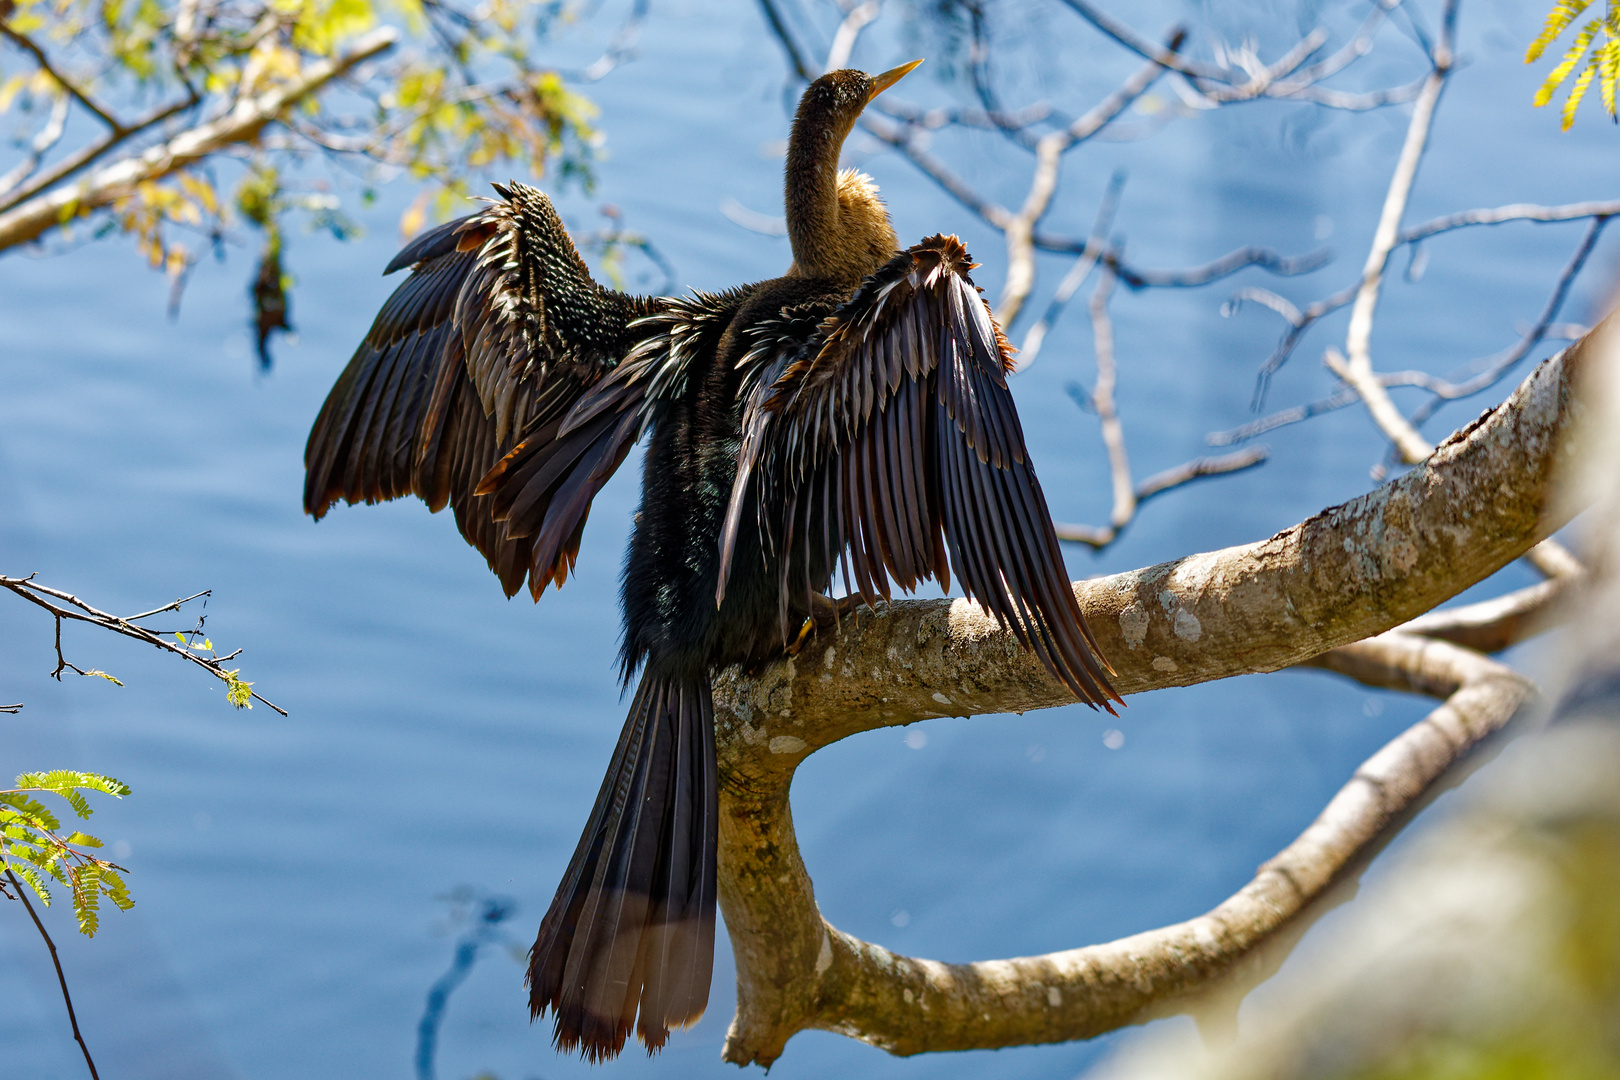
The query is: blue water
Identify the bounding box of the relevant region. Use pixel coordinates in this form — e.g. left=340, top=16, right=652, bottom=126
left=1, top=2, right=1611, bottom=1077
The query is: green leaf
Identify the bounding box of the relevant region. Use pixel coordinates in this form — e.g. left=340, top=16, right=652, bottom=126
left=1528, top=0, right=1592, bottom=62
left=224, top=670, right=254, bottom=709
left=15, top=863, right=52, bottom=906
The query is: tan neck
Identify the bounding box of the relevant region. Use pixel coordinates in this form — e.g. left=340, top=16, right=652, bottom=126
left=784, top=94, right=897, bottom=282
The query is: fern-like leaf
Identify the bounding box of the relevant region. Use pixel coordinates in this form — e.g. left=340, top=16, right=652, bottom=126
left=17, top=864, right=51, bottom=905
left=1528, top=0, right=1592, bottom=62
left=1564, top=49, right=1602, bottom=127
left=1529, top=1, right=1620, bottom=124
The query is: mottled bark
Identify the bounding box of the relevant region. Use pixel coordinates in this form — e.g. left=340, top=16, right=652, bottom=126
left=711, top=325, right=1603, bottom=1067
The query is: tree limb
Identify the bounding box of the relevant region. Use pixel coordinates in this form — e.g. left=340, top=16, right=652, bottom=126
left=0, top=27, right=397, bottom=252
left=709, top=321, right=1601, bottom=1065
left=718, top=630, right=1532, bottom=1064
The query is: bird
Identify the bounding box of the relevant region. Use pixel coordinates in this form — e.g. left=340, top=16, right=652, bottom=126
left=303, top=59, right=1119, bottom=1062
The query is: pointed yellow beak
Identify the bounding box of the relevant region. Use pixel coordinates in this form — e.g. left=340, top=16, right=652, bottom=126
left=868, top=59, right=924, bottom=102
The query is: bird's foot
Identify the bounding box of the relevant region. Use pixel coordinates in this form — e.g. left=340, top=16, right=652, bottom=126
left=786, top=616, right=817, bottom=657
left=784, top=594, right=866, bottom=656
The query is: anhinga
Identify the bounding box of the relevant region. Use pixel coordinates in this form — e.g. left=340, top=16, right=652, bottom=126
left=304, top=61, right=1119, bottom=1062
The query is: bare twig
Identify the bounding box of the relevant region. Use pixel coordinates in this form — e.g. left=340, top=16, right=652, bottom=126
left=996, top=33, right=1182, bottom=324
left=1054, top=449, right=1269, bottom=547
left=1396, top=216, right=1609, bottom=433
left=1336, top=0, right=1456, bottom=467
left=1014, top=169, right=1124, bottom=373
left=1053, top=0, right=1229, bottom=81
left=0, top=575, right=285, bottom=714
left=0, top=92, right=70, bottom=199
left=1090, top=269, right=1133, bottom=529
left=756, top=0, right=817, bottom=81
left=569, top=0, right=649, bottom=83
left=1057, top=0, right=1424, bottom=110
left=825, top=0, right=880, bottom=72
left=1133, top=447, right=1271, bottom=502
left=1272, top=73, right=1428, bottom=110
left=1102, top=243, right=1328, bottom=290
left=1400, top=198, right=1620, bottom=244
left=5, top=868, right=101, bottom=1080
left=719, top=197, right=787, bottom=237
left=0, top=703, right=22, bottom=713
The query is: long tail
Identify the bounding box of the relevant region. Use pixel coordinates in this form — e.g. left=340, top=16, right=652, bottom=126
left=527, top=672, right=718, bottom=1060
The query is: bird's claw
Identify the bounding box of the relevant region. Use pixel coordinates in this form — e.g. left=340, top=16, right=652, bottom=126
left=786, top=616, right=816, bottom=656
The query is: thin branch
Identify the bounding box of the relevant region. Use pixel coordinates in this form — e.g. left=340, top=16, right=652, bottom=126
left=1014, top=169, right=1124, bottom=373
left=0, top=91, right=70, bottom=199
left=1054, top=448, right=1269, bottom=547
left=997, top=33, right=1181, bottom=324
left=570, top=0, right=649, bottom=83
left=5, top=868, right=101, bottom=1080
left=1054, top=0, right=1229, bottom=81
left=1276, top=72, right=1428, bottom=110
left=1401, top=198, right=1620, bottom=244
left=1102, top=243, right=1329, bottom=289
left=719, top=196, right=787, bottom=236
left=872, top=99, right=1054, bottom=136
left=825, top=0, right=880, bottom=72
left=0, top=703, right=22, bottom=713
left=1270, top=0, right=1403, bottom=89
left=1337, top=0, right=1456, bottom=466
left=1134, top=447, right=1270, bottom=502
left=1398, top=216, right=1608, bottom=429
left=756, top=0, right=817, bottom=81
left=0, top=23, right=123, bottom=131
left=0, top=93, right=202, bottom=218
left=1092, top=269, right=1133, bottom=529
left=0, top=575, right=285, bottom=714
left=1211, top=386, right=1357, bottom=445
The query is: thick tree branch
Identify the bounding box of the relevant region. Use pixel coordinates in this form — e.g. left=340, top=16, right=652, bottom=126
left=714, top=330, right=1589, bottom=744
left=718, top=631, right=1532, bottom=1064
left=710, top=321, right=1601, bottom=1066
left=0, top=27, right=397, bottom=252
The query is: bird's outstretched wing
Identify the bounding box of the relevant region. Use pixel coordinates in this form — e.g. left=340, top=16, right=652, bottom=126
left=720, top=235, right=1119, bottom=708
left=304, top=182, right=666, bottom=599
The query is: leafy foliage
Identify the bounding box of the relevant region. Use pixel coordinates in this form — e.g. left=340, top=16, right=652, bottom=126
left=1526, top=0, right=1620, bottom=129
left=174, top=630, right=257, bottom=708
left=1, top=771, right=134, bottom=936
left=0, top=0, right=605, bottom=356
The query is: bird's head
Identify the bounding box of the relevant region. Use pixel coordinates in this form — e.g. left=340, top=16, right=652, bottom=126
left=785, top=60, right=922, bottom=282
left=794, top=60, right=923, bottom=144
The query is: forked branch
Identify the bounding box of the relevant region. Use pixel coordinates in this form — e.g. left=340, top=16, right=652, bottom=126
left=710, top=320, right=1603, bottom=1066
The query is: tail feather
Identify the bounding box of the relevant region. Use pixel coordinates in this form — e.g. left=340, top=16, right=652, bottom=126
left=528, top=674, right=717, bottom=1061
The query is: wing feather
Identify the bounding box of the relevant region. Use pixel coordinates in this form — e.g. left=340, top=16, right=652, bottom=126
left=723, top=235, right=1119, bottom=709
left=305, top=182, right=667, bottom=599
